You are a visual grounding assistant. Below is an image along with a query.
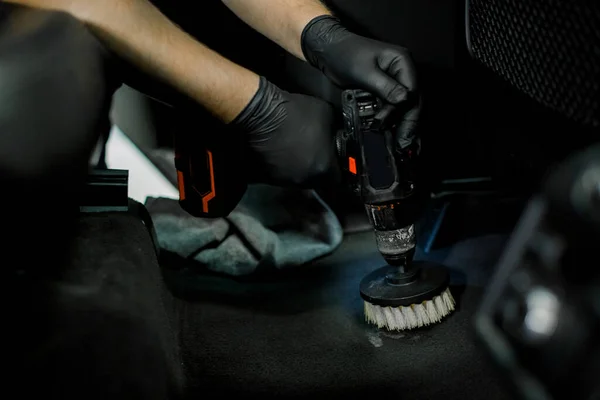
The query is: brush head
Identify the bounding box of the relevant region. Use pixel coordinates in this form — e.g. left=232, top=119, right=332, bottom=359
left=360, top=261, right=455, bottom=331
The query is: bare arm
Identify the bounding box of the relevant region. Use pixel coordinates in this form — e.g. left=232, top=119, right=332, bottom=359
left=4, top=0, right=259, bottom=123
left=221, top=0, right=332, bottom=60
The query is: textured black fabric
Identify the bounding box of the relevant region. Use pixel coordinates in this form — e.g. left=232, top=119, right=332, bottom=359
left=163, top=231, right=512, bottom=399
left=6, top=204, right=515, bottom=399
left=467, top=0, right=600, bottom=128
left=7, top=210, right=184, bottom=400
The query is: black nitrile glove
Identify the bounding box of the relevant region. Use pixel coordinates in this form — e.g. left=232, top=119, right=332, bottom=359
left=301, top=15, right=421, bottom=150
left=231, top=76, right=338, bottom=187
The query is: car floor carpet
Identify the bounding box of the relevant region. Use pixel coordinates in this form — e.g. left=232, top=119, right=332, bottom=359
left=162, top=230, right=513, bottom=399
left=9, top=198, right=517, bottom=399
left=8, top=207, right=184, bottom=400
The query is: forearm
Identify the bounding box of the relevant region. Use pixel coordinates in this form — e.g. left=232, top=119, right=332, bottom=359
left=221, top=0, right=331, bottom=60
left=79, top=0, right=259, bottom=123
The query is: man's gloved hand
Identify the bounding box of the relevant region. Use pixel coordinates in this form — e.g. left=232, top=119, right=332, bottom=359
left=231, top=76, right=338, bottom=187
left=301, top=15, right=420, bottom=150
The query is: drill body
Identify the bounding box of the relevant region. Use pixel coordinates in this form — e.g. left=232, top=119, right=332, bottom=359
left=173, top=88, right=423, bottom=270
left=338, top=90, right=422, bottom=266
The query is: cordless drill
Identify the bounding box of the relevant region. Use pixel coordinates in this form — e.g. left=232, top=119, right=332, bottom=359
left=338, top=89, right=455, bottom=330
left=173, top=88, right=454, bottom=329
left=337, top=90, right=422, bottom=266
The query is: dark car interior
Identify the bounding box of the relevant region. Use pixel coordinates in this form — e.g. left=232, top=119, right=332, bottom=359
left=3, top=0, right=599, bottom=399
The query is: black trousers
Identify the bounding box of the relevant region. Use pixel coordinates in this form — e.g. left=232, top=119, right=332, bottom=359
left=0, top=4, right=188, bottom=399
left=0, top=2, right=217, bottom=271
left=0, top=4, right=113, bottom=273
left=0, top=0, right=292, bottom=275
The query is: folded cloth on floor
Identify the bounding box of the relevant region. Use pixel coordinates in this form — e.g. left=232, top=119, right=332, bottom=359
left=145, top=185, right=343, bottom=276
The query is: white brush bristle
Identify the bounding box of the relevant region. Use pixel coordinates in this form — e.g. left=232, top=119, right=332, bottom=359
left=364, top=287, right=456, bottom=331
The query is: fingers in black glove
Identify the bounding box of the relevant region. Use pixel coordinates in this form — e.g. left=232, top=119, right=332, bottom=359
left=230, top=76, right=339, bottom=187
left=395, top=102, right=420, bottom=150
left=301, top=15, right=421, bottom=150
left=373, top=99, right=421, bottom=153
left=301, top=16, right=417, bottom=104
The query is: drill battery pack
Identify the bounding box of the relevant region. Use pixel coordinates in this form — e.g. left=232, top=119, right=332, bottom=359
left=174, top=127, right=247, bottom=219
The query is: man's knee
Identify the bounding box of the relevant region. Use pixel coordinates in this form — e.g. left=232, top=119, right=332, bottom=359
left=0, top=4, right=115, bottom=183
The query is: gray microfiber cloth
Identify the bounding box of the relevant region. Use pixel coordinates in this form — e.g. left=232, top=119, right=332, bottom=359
left=145, top=185, right=343, bottom=276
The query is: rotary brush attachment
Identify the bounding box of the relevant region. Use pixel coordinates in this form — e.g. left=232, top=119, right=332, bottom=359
left=360, top=261, right=455, bottom=331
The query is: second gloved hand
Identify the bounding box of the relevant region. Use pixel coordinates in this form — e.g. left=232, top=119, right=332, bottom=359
left=301, top=15, right=420, bottom=150
left=230, top=76, right=338, bottom=187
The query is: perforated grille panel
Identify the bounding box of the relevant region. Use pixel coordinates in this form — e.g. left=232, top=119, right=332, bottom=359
left=467, top=0, right=600, bottom=128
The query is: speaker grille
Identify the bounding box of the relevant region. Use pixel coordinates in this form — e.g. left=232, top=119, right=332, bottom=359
left=467, top=0, right=600, bottom=127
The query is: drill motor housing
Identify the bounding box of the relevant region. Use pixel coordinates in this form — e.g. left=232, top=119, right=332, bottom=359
left=338, top=90, right=423, bottom=266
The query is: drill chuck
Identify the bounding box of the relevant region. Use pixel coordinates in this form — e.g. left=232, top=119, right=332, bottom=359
left=365, top=200, right=419, bottom=266
left=373, top=224, right=416, bottom=266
